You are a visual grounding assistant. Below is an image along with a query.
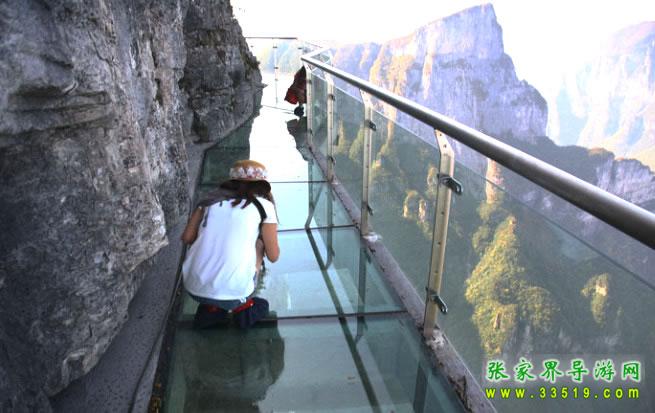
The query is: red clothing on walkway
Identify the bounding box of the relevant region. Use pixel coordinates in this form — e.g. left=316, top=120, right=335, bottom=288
left=284, top=67, right=307, bottom=105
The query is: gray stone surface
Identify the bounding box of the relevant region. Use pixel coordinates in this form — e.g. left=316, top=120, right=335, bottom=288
left=0, top=0, right=260, bottom=411
left=182, top=0, right=262, bottom=141
left=49, top=141, right=211, bottom=413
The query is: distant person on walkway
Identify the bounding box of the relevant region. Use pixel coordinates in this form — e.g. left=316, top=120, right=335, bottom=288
left=181, top=160, right=279, bottom=329
left=284, top=66, right=307, bottom=117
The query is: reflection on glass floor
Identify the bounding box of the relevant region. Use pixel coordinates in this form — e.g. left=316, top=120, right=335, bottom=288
left=163, top=86, right=464, bottom=412
left=165, top=316, right=462, bottom=413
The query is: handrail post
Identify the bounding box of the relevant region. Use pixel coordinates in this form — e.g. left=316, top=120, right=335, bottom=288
left=360, top=92, right=374, bottom=235
left=304, top=66, right=313, bottom=147
left=273, top=40, right=279, bottom=104
left=423, top=130, right=455, bottom=338
left=326, top=75, right=336, bottom=182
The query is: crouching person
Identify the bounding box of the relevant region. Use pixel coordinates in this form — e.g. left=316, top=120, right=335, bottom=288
left=181, top=160, right=279, bottom=329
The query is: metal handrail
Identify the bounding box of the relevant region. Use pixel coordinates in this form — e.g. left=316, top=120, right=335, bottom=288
left=301, top=55, right=655, bottom=250
left=245, top=36, right=298, bottom=39
left=244, top=36, right=324, bottom=50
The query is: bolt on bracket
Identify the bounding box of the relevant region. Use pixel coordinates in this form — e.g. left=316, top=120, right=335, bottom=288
left=439, top=174, right=463, bottom=195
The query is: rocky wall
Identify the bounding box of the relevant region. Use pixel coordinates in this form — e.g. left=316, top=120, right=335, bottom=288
left=0, top=0, right=260, bottom=410
left=182, top=0, right=262, bottom=141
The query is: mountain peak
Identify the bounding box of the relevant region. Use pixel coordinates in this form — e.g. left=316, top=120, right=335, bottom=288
left=390, top=3, right=504, bottom=60
left=606, top=21, right=655, bottom=56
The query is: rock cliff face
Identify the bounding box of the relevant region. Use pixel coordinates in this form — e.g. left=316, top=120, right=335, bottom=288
left=0, top=0, right=260, bottom=410
left=550, top=22, right=655, bottom=171
left=182, top=0, right=261, bottom=141
left=332, top=4, right=547, bottom=173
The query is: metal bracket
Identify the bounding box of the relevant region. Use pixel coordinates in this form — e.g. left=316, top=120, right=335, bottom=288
left=366, top=204, right=374, bottom=215
left=358, top=248, right=372, bottom=263
left=327, top=155, right=336, bottom=165
left=427, top=289, right=448, bottom=314
left=366, top=120, right=377, bottom=131
left=439, top=174, right=463, bottom=195
left=328, top=93, right=335, bottom=101
left=362, top=232, right=382, bottom=243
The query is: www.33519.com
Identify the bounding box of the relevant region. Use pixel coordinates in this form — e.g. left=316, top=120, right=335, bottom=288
left=485, top=386, right=639, bottom=400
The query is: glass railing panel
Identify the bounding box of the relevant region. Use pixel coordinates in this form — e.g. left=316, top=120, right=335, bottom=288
left=438, top=162, right=654, bottom=412
left=307, top=154, right=325, bottom=182
left=164, top=315, right=463, bottom=412
left=332, top=86, right=365, bottom=208
left=309, top=72, right=328, bottom=156
left=303, top=181, right=354, bottom=230
left=366, top=109, right=441, bottom=297
left=179, top=227, right=403, bottom=320
left=485, top=153, right=655, bottom=287
left=273, top=182, right=351, bottom=230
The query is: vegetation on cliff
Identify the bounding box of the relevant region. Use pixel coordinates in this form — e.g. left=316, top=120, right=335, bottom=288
left=321, top=92, right=655, bottom=382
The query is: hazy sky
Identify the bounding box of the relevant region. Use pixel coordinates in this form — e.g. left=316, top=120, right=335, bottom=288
left=232, top=0, right=655, bottom=98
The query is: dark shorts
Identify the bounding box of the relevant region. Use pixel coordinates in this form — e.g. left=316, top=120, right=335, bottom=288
left=191, top=294, right=270, bottom=329
left=188, top=272, right=259, bottom=311
left=189, top=293, right=245, bottom=311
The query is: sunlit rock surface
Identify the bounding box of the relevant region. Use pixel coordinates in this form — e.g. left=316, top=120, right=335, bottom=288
left=0, top=0, right=260, bottom=410
left=333, top=4, right=547, bottom=173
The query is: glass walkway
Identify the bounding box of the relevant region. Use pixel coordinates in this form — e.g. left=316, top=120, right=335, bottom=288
left=158, top=80, right=465, bottom=412
left=155, top=39, right=655, bottom=412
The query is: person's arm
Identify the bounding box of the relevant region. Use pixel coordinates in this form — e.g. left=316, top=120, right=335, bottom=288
left=260, top=223, right=280, bottom=262
left=181, top=207, right=204, bottom=245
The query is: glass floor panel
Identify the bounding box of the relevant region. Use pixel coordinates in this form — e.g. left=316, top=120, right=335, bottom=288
left=195, top=182, right=353, bottom=231
left=200, top=104, right=319, bottom=184
left=164, top=315, right=463, bottom=413
left=180, top=227, right=403, bottom=319
left=217, top=105, right=303, bottom=149
left=200, top=145, right=323, bottom=184
left=259, top=72, right=296, bottom=110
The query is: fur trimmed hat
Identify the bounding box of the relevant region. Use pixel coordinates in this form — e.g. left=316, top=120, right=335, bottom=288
left=229, top=159, right=268, bottom=181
